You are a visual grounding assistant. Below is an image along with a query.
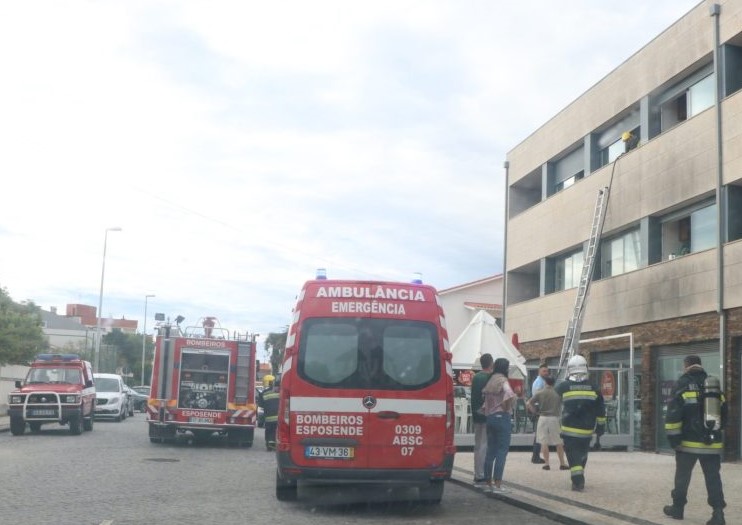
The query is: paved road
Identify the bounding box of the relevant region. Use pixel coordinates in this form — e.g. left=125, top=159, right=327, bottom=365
left=0, top=413, right=559, bottom=525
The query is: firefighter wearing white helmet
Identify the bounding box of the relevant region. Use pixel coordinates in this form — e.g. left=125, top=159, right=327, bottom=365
left=555, top=354, right=605, bottom=492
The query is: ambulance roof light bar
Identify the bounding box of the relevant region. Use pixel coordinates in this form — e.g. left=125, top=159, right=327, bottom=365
left=36, top=353, right=81, bottom=362
left=411, top=272, right=423, bottom=284
left=316, top=268, right=327, bottom=280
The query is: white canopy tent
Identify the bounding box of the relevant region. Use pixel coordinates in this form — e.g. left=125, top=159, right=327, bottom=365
left=450, top=310, right=527, bottom=378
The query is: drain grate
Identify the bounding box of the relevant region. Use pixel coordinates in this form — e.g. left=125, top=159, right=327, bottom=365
left=144, top=458, right=180, bottom=463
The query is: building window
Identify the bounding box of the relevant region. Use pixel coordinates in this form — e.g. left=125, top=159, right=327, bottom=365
left=661, top=202, right=716, bottom=260
left=601, top=229, right=640, bottom=277
left=554, top=249, right=584, bottom=292
left=555, top=170, right=584, bottom=193
left=660, top=73, right=715, bottom=131
left=551, top=146, right=584, bottom=196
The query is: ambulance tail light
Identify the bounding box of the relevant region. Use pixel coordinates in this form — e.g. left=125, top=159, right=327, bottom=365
left=282, top=396, right=290, bottom=425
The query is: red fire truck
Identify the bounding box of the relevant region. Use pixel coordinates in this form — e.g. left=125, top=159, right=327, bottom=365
left=146, top=317, right=258, bottom=446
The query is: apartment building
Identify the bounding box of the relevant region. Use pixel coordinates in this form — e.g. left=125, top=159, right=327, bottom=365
left=503, top=0, right=742, bottom=457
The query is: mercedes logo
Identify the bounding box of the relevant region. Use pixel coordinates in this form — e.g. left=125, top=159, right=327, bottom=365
left=362, top=395, right=376, bottom=409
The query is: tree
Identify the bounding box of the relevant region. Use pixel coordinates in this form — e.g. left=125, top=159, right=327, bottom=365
left=0, top=286, right=48, bottom=365
left=100, top=330, right=144, bottom=380
left=264, top=327, right=288, bottom=375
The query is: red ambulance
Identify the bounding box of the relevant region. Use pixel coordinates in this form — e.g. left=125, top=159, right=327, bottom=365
left=275, top=275, right=456, bottom=503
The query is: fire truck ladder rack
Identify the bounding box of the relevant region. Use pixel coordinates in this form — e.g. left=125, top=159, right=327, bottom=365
left=234, top=340, right=253, bottom=404
left=556, top=186, right=610, bottom=378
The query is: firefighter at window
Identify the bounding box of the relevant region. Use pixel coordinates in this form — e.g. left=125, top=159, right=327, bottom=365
left=259, top=375, right=280, bottom=451
left=663, top=355, right=726, bottom=525
left=622, top=130, right=639, bottom=152
left=554, top=354, right=605, bottom=492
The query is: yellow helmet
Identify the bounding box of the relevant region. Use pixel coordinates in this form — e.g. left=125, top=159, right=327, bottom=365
left=262, top=374, right=275, bottom=388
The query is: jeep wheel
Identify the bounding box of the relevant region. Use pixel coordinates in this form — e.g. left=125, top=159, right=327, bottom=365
left=83, top=413, right=94, bottom=431
left=69, top=415, right=83, bottom=435
left=10, top=417, right=25, bottom=436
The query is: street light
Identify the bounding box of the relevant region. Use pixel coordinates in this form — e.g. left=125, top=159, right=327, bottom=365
left=94, top=226, right=122, bottom=373
left=141, top=294, right=155, bottom=385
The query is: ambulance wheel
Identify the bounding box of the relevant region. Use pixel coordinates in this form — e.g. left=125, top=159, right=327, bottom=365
left=29, top=422, right=42, bottom=433
left=10, top=416, right=26, bottom=436
left=275, top=471, right=298, bottom=501
left=69, top=414, right=83, bottom=435
left=419, top=480, right=444, bottom=505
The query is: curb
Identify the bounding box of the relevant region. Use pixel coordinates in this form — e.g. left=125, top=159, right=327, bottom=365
left=450, top=466, right=665, bottom=525
left=448, top=476, right=592, bottom=525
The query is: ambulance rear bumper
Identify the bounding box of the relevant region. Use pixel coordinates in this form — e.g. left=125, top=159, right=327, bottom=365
left=277, top=451, right=454, bottom=484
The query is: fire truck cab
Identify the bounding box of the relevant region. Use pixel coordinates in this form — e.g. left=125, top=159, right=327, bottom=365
left=275, top=276, right=456, bottom=503
left=7, top=353, right=96, bottom=436
left=147, top=317, right=258, bottom=446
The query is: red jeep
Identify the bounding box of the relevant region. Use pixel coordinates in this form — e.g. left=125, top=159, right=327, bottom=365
left=7, top=353, right=96, bottom=436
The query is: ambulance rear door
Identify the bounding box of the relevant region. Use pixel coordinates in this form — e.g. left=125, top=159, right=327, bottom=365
left=359, top=320, right=447, bottom=470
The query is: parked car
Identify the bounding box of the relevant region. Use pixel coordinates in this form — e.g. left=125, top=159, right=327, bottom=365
left=129, top=385, right=150, bottom=412
left=93, top=373, right=128, bottom=422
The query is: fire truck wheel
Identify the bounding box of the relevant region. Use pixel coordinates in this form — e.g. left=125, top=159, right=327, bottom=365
left=29, top=422, right=42, bottom=433
left=418, top=480, right=444, bottom=505
left=275, top=471, right=298, bottom=501
left=10, top=417, right=26, bottom=436
left=69, top=415, right=83, bottom=435
left=83, top=413, right=94, bottom=431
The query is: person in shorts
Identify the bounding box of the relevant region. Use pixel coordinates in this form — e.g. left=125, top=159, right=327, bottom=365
left=526, top=375, right=568, bottom=471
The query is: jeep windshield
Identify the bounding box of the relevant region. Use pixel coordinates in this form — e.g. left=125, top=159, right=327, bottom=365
left=26, top=368, right=81, bottom=384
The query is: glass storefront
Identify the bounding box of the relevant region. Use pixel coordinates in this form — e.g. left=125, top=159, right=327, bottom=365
left=655, top=344, right=721, bottom=451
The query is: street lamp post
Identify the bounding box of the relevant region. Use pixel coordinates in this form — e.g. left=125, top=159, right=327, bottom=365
left=94, top=227, right=122, bottom=373
left=141, top=294, right=155, bottom=385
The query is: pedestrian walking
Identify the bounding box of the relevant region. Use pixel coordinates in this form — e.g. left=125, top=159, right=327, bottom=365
left=482, top=357, right=517, bottom=493
left=470, top=353, right=494, bottom=486
left=526, top=375, right=568, bottom=471
left=530, top=363, right=549, bottom=464
left=554, top=355, right=605, bottom=491
left=663, top=355, right=727, bottom=525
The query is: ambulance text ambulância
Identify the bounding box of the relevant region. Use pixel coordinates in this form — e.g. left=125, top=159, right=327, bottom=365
left=317, top=285, right=427, bottom=316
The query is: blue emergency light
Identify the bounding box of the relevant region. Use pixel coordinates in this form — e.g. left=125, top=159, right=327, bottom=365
left=36, top=353, right=81, bottom=362
left=316, top=268, right=327, bottom=280
left=411, top=272, right=423, bottom=284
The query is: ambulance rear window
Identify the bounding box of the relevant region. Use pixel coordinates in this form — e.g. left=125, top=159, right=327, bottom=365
left=298, top=318, right=439, bottom=390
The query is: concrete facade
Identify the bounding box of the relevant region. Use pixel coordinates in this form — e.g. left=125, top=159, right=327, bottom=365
left=504, top=0, right=742, bottom=458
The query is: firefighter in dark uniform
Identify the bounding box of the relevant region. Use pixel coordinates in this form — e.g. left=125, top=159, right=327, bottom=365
left=554, top=354, right=605, bottom=492
left=259, top=376, right=280, bottom=451
left=663, top=355, right=726, bottom=525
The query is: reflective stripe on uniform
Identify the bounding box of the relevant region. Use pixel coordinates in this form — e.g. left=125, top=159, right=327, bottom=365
left=562, top=390, right=598, bottom=401
left=560, top=425, right=594, bottom=437
left=679, top=440, right=723, bottom=454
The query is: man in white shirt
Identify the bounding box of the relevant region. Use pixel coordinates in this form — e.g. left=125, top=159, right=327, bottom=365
left=530, top=364, right=549, bottom=464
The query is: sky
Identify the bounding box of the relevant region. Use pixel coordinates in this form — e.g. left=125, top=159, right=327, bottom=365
left=0, top=0, right=701, bottom=355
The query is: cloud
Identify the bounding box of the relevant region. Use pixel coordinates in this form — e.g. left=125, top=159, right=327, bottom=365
left=0, top=0, right=699, bottom=342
